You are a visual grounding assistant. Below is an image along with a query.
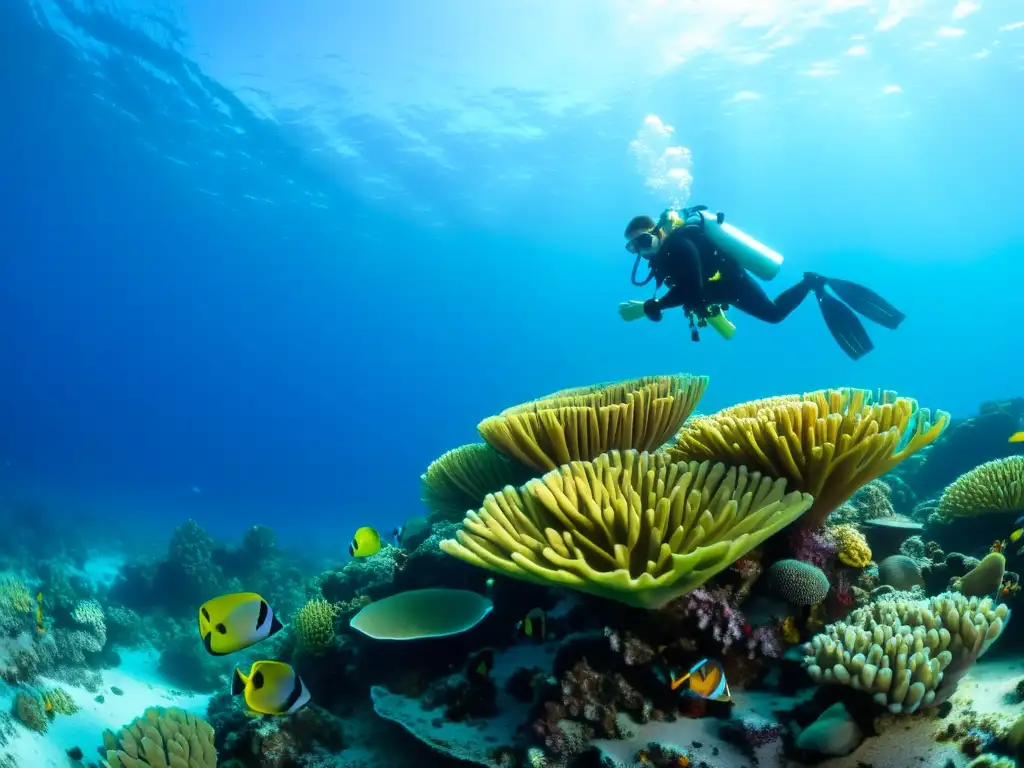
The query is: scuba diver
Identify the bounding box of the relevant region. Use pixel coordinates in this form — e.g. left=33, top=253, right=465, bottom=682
left=618, top=206, right=905, bottom=360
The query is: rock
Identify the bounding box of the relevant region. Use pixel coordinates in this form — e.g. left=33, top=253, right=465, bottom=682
left=795, top=702, right=864, bottom=757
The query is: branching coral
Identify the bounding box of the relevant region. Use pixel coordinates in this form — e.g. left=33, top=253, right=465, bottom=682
left=478, top=374, right=708, bottom=472
left=101, top=707, right=216, bottom=768
left=420, top=442, right=534, bottom=523
left=790, top=526, right=839, bottom=569
left=804, top=592, right=1009, bottom=713
left=440, top=449, right=813, bottom=608
left=832, top=525, right=872, bottom=568
left=936, top=456, right=1024, bottom=522
left=666, top=388, right=948, bottom=528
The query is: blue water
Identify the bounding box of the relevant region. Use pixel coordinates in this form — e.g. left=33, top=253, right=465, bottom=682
left=3, top=0, right=1023, bottom=552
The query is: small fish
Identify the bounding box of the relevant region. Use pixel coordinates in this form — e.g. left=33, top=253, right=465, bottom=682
left=35, top=592, right=45, bottom=634
left=517, top=608, right=547, bottom=642
left=198, top=592, right=283, bottom=656
left=708, top=270, right=722, bottom=282
left=391, top=525, right=404, bottom=546
left=669, top=658, right=732, bottom=703
left=1010, top=515, right=1024, bottom=546
left=349, top=526, right=382, bottom=558
left=232, top=660, right=310, bottom=716
left=1012, top=432, right=1024, bottom=444
left=466, top=648, right=494, bottom=679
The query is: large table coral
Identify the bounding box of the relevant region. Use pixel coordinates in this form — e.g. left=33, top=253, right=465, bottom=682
left=440, top=449, right=812, bottom=608
left=666, top=388, right=949, bottom=528
left=803, top=592, right=1009, bottom=713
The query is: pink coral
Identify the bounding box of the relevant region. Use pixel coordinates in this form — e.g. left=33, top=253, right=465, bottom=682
left=790, top=527, right=838, bottom=569
left=746, top=626, right=782, bottom=660
left=681, top=587, right=745, bottom=652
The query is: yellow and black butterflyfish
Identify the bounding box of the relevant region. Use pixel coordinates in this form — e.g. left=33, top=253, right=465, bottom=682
left=35, top=592, right=45, bottom=634
left=349, top=526, right=382, bottom=558
left=669, top=658, right=732, bottom=703
left=517, top=608, right=547, bottom=642
left=1011, top=431, right=1024, bottom=444
left=198, top=592, right=283, bottom=656
left=466, top=648, right=494, bottom=679
left=232, top=660, right=310, bottom=716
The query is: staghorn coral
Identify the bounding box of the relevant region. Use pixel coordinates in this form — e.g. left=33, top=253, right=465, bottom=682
left=478, top=374, right=708, bottom=472
left=936, top=456, right=1024, bottom=522
left=766, top=559, right=830, bottom=606
left=832, top=524, right=872, bottom=568
left=440, top=449, right=813, bottom=608
left=678, top=586, right=746, bottom=652
left=667, top=388, right=949, bottom=528
left=804, top=592, right=1009, bottom=713
left=420, top=442, right=534, bottom=523
left=101, top=706, right=216, bottom=768
left=293, top=598, right=338, bottom=654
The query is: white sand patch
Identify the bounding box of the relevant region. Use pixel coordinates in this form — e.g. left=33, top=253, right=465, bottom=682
left=0, top=650, right=211, bottom=767
left=74, top=553, right=126, bottom=591
left=596, top=657, right=1024, bottom=768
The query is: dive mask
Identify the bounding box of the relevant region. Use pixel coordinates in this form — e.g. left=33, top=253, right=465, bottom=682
left=625, top=230, right=660, bottom=255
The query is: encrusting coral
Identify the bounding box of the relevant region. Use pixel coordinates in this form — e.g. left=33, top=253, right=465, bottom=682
left=666, top=388, right=948, bottom=528
left=804, top=592, right=1009, bottom=713
left=831, top=524, right=872, bottom=568
left=477, top=374, right=708, bottom=472
left=101, top=706, right=216, bottom=768
left=420, top=442, right=534, bottom=523
left=935, top=456, right=1024, bottom=522
left=440, top=449, right=813, bottom=608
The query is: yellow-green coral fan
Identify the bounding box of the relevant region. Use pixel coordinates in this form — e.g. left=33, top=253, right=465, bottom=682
left=666, top=388, right=948, bottom=529
left=293, top=598, right=339, bottom=654
left=803, top=592, right=1009, bottom=714
left=440, top=449, right=813, bottom=609
left=102, top=706, right=216, bottom=768
left=420, top=442, right=534, bottom=523
left=936, top=456, right=1024, bottom=523
left=477, top=374, right=708, bottom=472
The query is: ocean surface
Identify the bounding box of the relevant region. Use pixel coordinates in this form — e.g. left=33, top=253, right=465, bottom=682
left=3, top=0, right=1023, bottom=551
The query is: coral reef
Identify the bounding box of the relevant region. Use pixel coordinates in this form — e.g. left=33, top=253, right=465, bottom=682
left=804, top=591, right=1009, bottom=712
left=766, top=559, right=830, bottom=606
left=441, top=450, right=812, bottom=608
left=667, top=388, right=948, bottom=528
left=936, top=456, right=1024, bottom=522
left=421, top=442, right=534, bottom=523
left=293, top=597, right=339, bottom=654
left=478, top=374, right=708, bottom=471
left=832, top=524, right=872, bottom=568
left=101, top=707, right=216, bottom=768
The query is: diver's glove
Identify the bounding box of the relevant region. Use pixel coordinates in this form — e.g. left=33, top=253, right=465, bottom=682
left=618, top=300, right=648, bottom=322
left=642, top=298, right=663, bottom=321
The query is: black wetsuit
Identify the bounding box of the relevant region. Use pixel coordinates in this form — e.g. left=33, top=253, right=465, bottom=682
left=640, top=223, right=817, bottom=324
left=635, top=220, right=906, bottom=360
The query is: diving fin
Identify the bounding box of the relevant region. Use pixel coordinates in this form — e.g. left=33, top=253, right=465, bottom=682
left=824, top=278, right=906, bottom=330
left=815, top=289, right=874, bottom=360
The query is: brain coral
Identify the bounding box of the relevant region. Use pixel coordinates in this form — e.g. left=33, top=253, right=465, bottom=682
left=767, top=559, right=830, bottom=606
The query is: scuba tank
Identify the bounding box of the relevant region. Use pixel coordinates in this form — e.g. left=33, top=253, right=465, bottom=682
left=689, top=209, right=784, bottom=282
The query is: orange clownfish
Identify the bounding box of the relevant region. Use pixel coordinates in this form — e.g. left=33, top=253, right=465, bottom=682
left=669, top=658, right=732, bottom=703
